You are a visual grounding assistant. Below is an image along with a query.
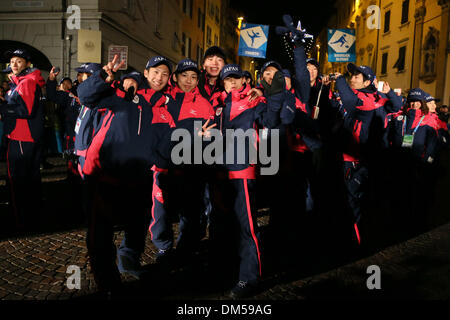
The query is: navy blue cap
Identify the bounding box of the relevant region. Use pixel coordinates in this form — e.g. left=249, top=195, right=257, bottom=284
left=175, top=58, right=199, bottom=74
left=6, top=49, right=32, bottom=61
left=347, top=63, right=375, bottom=83
left=145, top=56, right=172, bottom=73
left=2, top=65, right=12, bottom=73
left=220, top=64, right=243, bottom=80
left=58, top=77, right=72, bottom=86
left=260, top=61, right=282, bottom=74
left=203, top=46, right=227, bottom=62
left=306, top=58, right=319, bottom=69
left=242, top=70, right=252, bottom=79
left=407, top=88, right=426, bottom=101
left=281, top=69, right=291, bottom=78
left=424, top=93, right=440, bottom=103
left=75, top=63, right=102, bottom=74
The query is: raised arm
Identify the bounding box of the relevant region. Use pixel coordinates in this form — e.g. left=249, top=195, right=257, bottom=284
left=0, top=78, right=40, bottom=119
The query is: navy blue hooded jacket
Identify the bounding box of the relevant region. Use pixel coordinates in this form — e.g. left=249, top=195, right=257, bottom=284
left=388, top=108, right=440, bottom=163
left=212, top=83, right=283, bottom=177
left=77, top=70, right=177, bottom=182
left=0, top=68, right=45, bottom=143
left=334, top=76, right=403, bottom=162
left=46, top=79, right=81, bottom=144
left=287, top=46, right=322, bottom=152
left=198, top=70, right=223, bottom=103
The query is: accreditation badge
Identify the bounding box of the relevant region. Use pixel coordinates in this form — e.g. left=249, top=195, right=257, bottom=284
left=402, top=134, right=414, bottom=148
left=312, top=106, right=320, bottom=120
left=74, top=118, right=81, bottom=134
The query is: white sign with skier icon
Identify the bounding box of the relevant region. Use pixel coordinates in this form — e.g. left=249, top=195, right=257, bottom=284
left=238, top=23, right=269, bottom=58
left=327, top=29, right=356, bottom=62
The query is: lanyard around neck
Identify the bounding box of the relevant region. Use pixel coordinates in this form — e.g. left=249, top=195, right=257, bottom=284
left=412, top=116, right=425, bottom=135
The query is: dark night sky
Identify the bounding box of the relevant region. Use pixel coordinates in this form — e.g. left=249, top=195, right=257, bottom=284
left=229, top=0, right=335, bottom=71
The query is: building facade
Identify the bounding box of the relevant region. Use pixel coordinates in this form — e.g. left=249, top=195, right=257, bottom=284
left=314, top=0, right=449, bottom=105
left=204, top=0, right=221, bottom=51
left=179, top=0, right=206, bottom=64
left=0, top=0, right=183, bottom=81
left=0, top=0, right=260, bottom=84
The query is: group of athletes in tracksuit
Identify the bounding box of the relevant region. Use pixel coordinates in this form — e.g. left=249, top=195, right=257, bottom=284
left=2, top=14, right=448, bottom=299
left=64, top=15, right=313, bottom=298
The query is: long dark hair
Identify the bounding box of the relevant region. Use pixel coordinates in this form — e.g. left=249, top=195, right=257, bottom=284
left=419, top=100, right=429, bottom=115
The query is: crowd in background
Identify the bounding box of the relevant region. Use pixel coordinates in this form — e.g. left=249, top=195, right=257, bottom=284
left=1, top=15, right=449, bottom=300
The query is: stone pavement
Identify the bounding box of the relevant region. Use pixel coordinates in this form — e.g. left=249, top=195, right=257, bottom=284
left=0, top=218, right=449, bottom=300
left=0, top=156, right=449, bottom=300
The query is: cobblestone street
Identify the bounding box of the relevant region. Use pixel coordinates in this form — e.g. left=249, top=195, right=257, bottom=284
left=0, top=155, right=449, bottom=300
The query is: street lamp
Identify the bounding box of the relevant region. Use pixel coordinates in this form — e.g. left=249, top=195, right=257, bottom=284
left=316, top=44, right=321, bottom=64
left=237, top=17, right=244, bottom=30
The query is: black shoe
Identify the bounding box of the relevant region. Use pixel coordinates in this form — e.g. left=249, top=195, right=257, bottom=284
left=155, top=248, right=174, bottom=265
left=40, top=161, right=54, bottom=170
left=117, top=254, right=147, bottom=280
left=229, top=280, right=258, bottom=299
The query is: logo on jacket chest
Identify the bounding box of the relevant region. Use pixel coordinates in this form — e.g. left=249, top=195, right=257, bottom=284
left=229, top=100, right=249, bottom=121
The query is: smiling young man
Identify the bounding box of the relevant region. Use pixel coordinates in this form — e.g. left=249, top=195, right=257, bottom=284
left=0, top=49, right=45, bottom=231
left=207, top=63, right=289, bottom=299
left=47, top=63, right=102, bottom=176
left=162, top=58, right=216, bottom=265
left=76, top=55, right=176, bottom=292
left=197, top=46, right=227, bottom=102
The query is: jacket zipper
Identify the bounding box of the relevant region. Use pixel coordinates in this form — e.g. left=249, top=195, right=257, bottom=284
left=137, top=106, right=142, bottom=135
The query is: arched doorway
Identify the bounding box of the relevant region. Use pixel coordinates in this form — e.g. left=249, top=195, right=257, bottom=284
left=0, top=40, right=52, bottom=82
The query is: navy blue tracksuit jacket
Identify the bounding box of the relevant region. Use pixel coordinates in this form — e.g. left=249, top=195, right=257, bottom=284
left=77, top=70, right=176, bottom=182
left=46, top=79, right=81, bottom=151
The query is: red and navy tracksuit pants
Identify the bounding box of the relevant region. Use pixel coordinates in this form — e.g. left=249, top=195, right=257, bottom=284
left=85, top=175, right=152, bottom=291
left=6, top=139, right=42, bottom=228
left=343, top=161, right=369, bottom=245
left=148, top=166, right=208, bottom=256
left=209, top=171, right=262, bottom=284
left=149, top=169, right=174, bottom=252
left=174, top=166, right=208, bottom=254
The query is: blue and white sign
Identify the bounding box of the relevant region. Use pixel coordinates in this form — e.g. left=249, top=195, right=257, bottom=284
left=327, top=29, right=356, bottom=62
left=238, top=23, right=269, bottom=58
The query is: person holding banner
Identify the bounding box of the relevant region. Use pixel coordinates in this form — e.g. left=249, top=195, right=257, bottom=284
left=264, top=15, right=322, bottom=257
left=330, top=63, right=402, bottom=247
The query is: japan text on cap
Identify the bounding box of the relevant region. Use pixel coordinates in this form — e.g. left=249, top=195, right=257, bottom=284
left=145, top=56, right=172, bottom=73
left=175, top=58, right=200, bottom=74
left=424, top=93, right=440, bottom=103
left=220, top=64, right=243, bottom=80
left=407, top=88, right=426, bottom=101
